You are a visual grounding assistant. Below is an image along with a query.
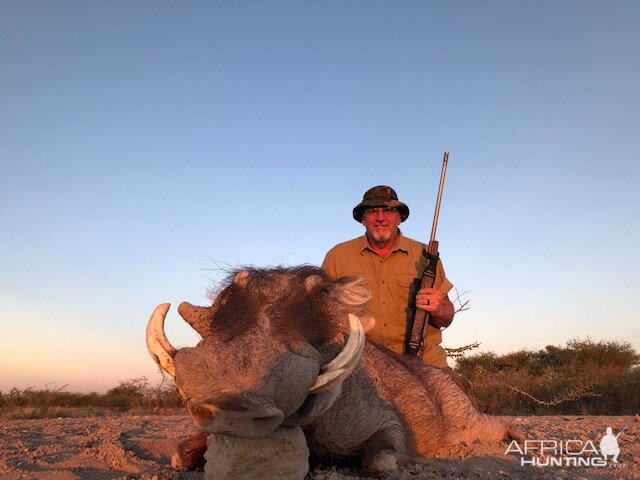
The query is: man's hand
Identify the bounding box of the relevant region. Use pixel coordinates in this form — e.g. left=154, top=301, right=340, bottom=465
left=415, top=288, right=454, bottom=328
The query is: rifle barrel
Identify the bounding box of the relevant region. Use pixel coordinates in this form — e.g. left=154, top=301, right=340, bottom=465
left=430, top=151, right=449, bottom=245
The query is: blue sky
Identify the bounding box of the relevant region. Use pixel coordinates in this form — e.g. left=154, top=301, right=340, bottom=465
left=1, top=1, right=638, bottom=393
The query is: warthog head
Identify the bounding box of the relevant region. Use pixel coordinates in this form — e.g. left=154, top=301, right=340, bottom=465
left=146, top=266, right=371, bottom=438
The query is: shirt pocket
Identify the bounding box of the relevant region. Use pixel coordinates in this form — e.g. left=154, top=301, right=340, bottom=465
left=392, top=274, right=419, bottom=308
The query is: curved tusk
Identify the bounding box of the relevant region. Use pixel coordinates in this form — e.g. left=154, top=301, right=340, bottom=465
left=309, top=313, right=365, bottom=394
left=145, top=303, right=178, bottom=377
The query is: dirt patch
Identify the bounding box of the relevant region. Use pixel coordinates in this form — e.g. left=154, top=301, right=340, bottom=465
left=0, top=415, right=638, bottom=479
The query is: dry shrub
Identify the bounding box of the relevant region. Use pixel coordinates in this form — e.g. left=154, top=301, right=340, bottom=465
left=100, top=376, right=183, bottom=412
left=456, top=338, right=640, bottom=415
left=0, top=375, right=183, bottom=419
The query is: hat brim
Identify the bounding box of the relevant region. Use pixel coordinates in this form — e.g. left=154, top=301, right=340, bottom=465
left=353, top=199, right=409, bottom=222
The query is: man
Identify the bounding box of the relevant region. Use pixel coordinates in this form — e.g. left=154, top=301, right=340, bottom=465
left=322, top=185, right=455, bottom=370
left=599, top=426, right=623, bottom=463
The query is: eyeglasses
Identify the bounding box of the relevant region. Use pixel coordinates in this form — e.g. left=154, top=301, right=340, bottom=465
left=363, top=206, right=398, bottom=217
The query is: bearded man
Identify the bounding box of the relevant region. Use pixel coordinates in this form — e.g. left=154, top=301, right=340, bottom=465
left=321, top=185, right=456, bottom=372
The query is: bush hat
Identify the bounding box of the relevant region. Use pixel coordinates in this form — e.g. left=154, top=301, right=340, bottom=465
left=352, top=185, right=410, bottom=222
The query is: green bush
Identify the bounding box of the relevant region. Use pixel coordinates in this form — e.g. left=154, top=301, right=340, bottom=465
left=3, top=339, right=638, bottom=419
left=456, top=338, right=640, bottom=415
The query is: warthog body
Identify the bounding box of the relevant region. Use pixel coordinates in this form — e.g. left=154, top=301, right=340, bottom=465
left=146, top=266, right=520, bottom=476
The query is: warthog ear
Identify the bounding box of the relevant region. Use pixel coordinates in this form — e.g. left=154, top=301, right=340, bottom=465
left=336, top=276, right=371, bottom=311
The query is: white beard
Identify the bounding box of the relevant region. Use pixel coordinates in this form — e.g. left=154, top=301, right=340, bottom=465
left=370, top=226, right=393, bottom=243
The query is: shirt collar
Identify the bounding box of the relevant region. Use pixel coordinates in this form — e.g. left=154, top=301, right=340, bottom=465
left=360, top=230, right=409, bottom=255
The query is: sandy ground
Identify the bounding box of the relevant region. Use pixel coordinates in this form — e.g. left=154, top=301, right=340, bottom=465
left=0, top=414, right=638, bottom=480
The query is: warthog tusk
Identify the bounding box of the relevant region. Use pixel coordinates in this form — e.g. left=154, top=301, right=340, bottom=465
left=146, top=303, right=178, bottom=377
left=309, top=313, right=365, bottom=394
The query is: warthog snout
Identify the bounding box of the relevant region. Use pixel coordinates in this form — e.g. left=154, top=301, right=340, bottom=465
left=192, top=400, right=285, bottom=438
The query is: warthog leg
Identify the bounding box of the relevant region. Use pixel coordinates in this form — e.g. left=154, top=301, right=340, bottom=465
left=172, top=431, right=209, bottom=469
left=360, top=426, right=405, bottom=477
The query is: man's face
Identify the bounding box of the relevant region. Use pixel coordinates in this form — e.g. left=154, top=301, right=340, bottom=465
left=361, top=206, right=401, bottom=244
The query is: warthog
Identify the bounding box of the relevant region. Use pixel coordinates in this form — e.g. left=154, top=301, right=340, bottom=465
left=146, top=266, right=521, bottom=476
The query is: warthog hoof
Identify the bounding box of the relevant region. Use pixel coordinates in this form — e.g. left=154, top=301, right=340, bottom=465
left=363, top=449, right=398, bottom=476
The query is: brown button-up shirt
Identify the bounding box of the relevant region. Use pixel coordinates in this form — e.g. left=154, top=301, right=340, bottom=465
left=321, top=232, right=453, bottom=367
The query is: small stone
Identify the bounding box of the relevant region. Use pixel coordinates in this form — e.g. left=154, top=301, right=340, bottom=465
left=204, top=426, right=308, bottom=480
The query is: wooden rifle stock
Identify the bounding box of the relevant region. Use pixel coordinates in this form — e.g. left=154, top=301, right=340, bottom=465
left=405, top=152, right=448, bottom=356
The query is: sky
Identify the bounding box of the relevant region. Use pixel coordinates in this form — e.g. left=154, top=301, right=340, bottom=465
left=1, top=1, right=639, bottom=393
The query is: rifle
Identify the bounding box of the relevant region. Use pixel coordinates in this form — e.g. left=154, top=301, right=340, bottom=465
left=405, top=151, right=449, bottom=356
left=615, top=425, right=628, bottom=438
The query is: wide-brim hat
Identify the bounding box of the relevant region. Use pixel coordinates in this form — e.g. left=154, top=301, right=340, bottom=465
left=352, top=185, right=410, bottom=222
